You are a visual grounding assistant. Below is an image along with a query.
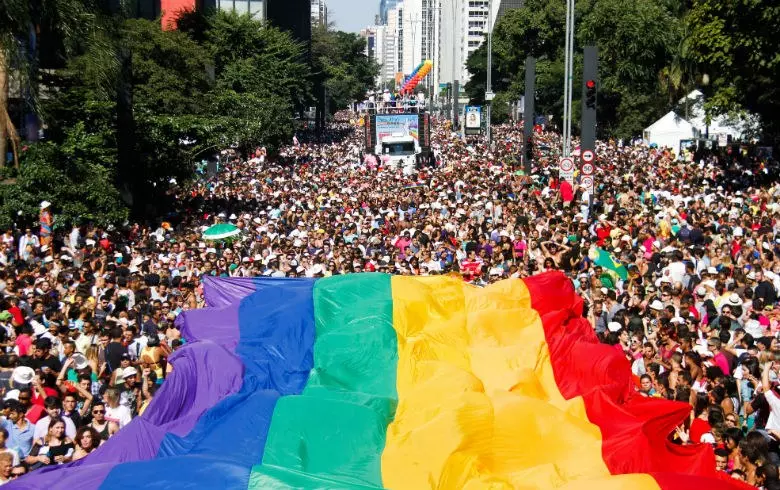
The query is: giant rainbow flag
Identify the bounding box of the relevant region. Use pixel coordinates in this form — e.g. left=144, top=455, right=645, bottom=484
left=12, top=272, right=741, bottom=489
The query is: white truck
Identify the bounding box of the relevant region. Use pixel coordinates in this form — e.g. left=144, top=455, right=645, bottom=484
left=366, top=112, right=424, bottom=175
left=379, top=133, right=419, bottom=174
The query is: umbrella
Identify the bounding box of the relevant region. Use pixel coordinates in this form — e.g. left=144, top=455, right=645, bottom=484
left=202, top=223, right=240, bottom=241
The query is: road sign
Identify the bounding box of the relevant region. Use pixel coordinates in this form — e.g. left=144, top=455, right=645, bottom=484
left=581, top=175, right=594, bottom=190
left=485, top=91, right=495, bottom=101
left=559, top=157, right=575, bottom=184
left=582, top=163, right=595, bottom=175
left=582, top=150, right=595, bottom=162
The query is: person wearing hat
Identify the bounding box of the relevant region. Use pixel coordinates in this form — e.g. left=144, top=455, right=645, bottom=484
left=115, top=366, right=141, bottom=416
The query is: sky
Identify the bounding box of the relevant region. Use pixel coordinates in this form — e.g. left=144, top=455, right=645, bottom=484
left=327, top=0, right=377, bottom=32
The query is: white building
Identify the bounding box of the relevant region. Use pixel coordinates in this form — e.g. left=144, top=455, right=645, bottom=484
left=438, top=0, right=464, bottom=86
left=462, top=0, right=500, bottom=82
left=393, top=0, right=440, bottom=92
left=373, top=0, right=510, bottom=93
left=385, top=5, right=402, bottom=83
left=311, top=0, right=327, bottom=27
left=360, top=25, right=387, bottom=88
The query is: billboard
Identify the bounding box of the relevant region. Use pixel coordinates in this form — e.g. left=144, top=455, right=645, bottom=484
left=465, top=106, right=482, bottom=135
left=375, top=114, right=419, bottom=142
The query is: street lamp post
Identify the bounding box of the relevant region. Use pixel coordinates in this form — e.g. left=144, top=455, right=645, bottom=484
left=562, top=0, right=575, bottom=157
left=485, top=0, right=493, bottom=146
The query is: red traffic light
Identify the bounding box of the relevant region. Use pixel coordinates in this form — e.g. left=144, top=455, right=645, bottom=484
left=586, top=79, right=596, bottom=89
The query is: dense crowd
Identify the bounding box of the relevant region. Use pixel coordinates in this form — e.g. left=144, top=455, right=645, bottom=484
left=0, top=111, right=779, bottom=486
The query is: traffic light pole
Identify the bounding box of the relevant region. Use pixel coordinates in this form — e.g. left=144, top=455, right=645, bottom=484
left=581, top=45, right=598, bottom=214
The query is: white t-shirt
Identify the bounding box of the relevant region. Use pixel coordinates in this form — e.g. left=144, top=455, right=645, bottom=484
left=105, top=404, right=133, bottom=429
left=764, top=390, right=780, bottom=431
left=33, top=415, right=77, bottom=441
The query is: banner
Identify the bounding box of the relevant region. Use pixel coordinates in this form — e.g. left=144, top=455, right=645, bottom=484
left=464, top=106, right=482, bottom=135
left=375, top=114, right=419, bottom=142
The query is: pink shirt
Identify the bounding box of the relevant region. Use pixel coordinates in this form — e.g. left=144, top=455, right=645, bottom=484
left=16, top=334, right=32, bottom=356
left=713, top=352, right=731, bottom=376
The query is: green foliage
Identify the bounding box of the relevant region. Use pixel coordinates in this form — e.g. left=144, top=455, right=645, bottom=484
left=125, top=18, right=212, bottom=116
left=579, top=0, right=681, bottom=137
left=312, top=25, right=379, bottom=113
left=465, top=0, right=684, bottom=138
left=206, top=11, right=312, bottom=110
left=0, top=123, right=127, bottom=229
left=687, top=0, right=780, bottom=140
left=1, top=10, right=316, bottom=226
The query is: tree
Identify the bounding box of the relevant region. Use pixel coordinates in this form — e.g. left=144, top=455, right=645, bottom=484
left=0, top=0, right=96, bottom=167
left=465, top=0, right=682, bottom=138
left=464, top=0, right=566, bottom=123
left=686, top=0, right=780, bottom=142
left=578, top=0, right=681, bottom=137
left=312, top=25, right=379, bottom=114
left=0, top=122, right=127, bottom=229
left=204, top=11, right=312, bottom=112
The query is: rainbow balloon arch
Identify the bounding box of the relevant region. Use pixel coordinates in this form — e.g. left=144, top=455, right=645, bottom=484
left=400, top=60, right=433, bottom=95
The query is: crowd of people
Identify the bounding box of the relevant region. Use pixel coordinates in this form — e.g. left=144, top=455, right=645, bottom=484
left=0, top=110, right=779, bottom=486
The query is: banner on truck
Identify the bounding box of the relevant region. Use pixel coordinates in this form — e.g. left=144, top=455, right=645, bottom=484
left=375, top=115, right=419, bottom=142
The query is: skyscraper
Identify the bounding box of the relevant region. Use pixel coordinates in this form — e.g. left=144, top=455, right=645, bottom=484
left=360, top=25, right=386, bottom=87
left=311, top=0, right=328, bottom=28
left=379, top=0, right=402, bottom=25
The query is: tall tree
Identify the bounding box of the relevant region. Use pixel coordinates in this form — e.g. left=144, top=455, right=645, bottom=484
left=686, top=0, right=780, bottom=142
left=311, top=25, right=379, bottom=114
left=465, top=0, right=682, bottom=138
left=0, top=0, right=95, bottom=167
left=578, top=0, right=681, bottom=137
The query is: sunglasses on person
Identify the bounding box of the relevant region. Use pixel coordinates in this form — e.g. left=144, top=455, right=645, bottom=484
left=93, top=409, right=105, bottom=414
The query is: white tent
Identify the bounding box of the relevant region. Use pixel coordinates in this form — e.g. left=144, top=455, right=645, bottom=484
left=643, top=111, right=699, bottom=151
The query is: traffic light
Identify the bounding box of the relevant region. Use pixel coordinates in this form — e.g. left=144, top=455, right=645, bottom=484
left=585, top=79, right=597, bottom=110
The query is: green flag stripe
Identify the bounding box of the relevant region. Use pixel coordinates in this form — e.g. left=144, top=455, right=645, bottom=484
left=249, top=273, right=397, bottom=489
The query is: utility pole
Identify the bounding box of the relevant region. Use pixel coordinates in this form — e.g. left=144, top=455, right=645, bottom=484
left=485, top=0, right=494, bottom=146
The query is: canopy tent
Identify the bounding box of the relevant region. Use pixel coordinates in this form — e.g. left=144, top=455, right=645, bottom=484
left=642, top=111, right=699, bottom=151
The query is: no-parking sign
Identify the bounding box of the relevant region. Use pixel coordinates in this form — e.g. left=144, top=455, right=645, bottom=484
left=559, top=157, right=575, bottom=184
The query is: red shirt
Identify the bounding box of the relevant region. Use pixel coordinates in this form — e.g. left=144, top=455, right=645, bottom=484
left=15, top=334, right=33, bottom=357
left=460, top=258, right=483, bottom=282
left=560, top=180, right=574, bottom=203
left=689, top=418, right=711, bottom=444
left=596, top=225, right=612, bottom=247
left=9, top=305, right=23, bottom=326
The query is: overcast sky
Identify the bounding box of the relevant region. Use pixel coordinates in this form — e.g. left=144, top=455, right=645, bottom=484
left=327, top=0, right=377, bottom=32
